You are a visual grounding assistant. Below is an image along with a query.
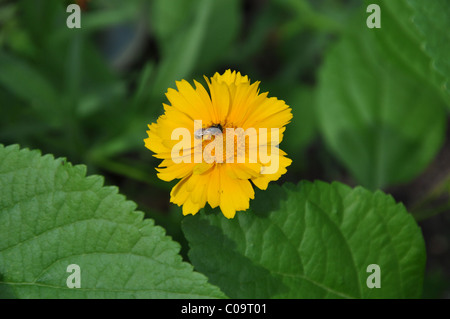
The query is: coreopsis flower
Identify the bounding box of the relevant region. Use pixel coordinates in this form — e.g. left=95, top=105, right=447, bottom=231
left=144, top=70, right=292, bottom=218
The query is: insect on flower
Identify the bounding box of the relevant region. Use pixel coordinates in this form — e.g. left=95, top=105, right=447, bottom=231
left=144, top=70, right=292, bottom=218
left=194, top=124, right=223, bottom=140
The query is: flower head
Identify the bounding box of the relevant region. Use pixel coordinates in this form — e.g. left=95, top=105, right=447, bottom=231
left=144, top=70, right=292, bottom=218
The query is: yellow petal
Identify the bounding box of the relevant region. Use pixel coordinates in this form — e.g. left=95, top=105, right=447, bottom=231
left=170, top=176, right=191, bottom=205
left=207, top=77, right=231, bottom=123
left=156, top=160, right=195, bottom=181
left=182, top=198, right=202, bottom=216
left=251, top=155, right=292, bottom=190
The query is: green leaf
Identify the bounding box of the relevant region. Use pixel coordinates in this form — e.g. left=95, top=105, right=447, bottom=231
left=368, top=1, right=435, bottom=83
left=0, top=51, right=58, bottom=111
left=150, top=0, right=195, bottom=43
left=150, top=0, right=212, bottom=97
left=317, top=12, right=447, bottom=189
left=182, top=181, right=426, bottom=299
left=150, top=0, right=241, bottom=96
left=81, top=3, right=140, bottom=31
left=196, top=0, right=241, bottom=69
left=407, top=0, right=450, bottom=98
left=0, top=144, right=225, bottom=299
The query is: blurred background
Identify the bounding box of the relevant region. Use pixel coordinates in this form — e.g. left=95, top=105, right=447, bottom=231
left=0, top=0, right=448, bottom=298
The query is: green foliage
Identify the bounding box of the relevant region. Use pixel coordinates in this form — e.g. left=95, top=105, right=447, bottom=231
left=408, top=0, right=450, bottom=99
left=317, top=1, right=447, bottom=189
left=0, top=51, right=58, bottom=115
left=150, top=0, right=241, bottom=96
left=183, top=181, right=426, bottom=298
left=0, top=145, right=225, bottom=298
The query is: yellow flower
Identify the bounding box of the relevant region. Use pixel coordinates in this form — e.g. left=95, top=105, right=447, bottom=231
left=144, top=70, right=292, bottom=218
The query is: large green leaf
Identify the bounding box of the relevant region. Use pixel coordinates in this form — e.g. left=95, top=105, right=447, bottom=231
left=0, top=144, right=225, bottom=298
left=317, top=6, right=447, bottom=189
left=407, top=0, right=450, bottom=98
left=182, top=181, right=426, bottom=298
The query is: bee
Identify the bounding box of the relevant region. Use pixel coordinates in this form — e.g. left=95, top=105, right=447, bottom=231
left=194, top=124, right=223, bottom=139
